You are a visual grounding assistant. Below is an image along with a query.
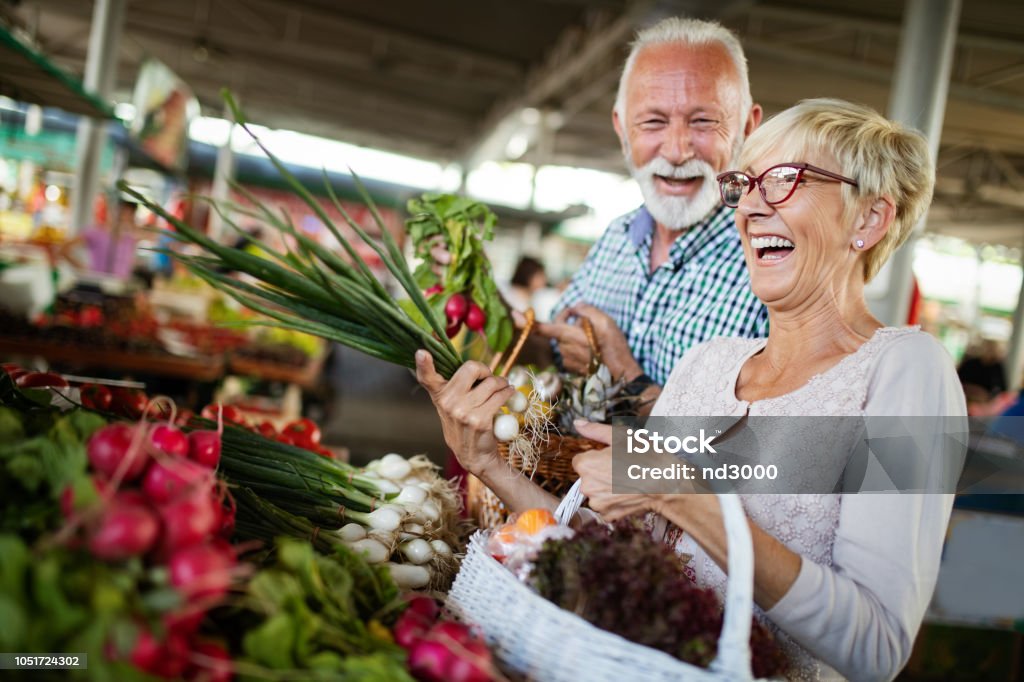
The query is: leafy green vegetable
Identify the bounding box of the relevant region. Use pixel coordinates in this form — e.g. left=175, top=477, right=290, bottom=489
left=531, top=519, right=789, bottom=679
left=237, top=538, right=412, bottom=681
left=407, top=193, right=514, bottom=352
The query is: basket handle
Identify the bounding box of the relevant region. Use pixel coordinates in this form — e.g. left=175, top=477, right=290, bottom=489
left=552, top=481, right=755, bottom=680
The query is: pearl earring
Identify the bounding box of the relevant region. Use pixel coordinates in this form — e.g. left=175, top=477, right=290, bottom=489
left=855, top=239, right=865, bottom=249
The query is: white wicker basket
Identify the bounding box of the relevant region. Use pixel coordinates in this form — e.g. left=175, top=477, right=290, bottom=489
left=446, top=481, right=759, bottom=681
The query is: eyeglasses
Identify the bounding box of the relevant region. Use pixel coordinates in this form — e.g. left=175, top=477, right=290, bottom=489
left=716, top=163, right=859, bottom=208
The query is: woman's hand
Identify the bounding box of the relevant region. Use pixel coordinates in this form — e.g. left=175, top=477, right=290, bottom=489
left=415, top=350, right=516, bottom=477
left=572, top=420, right=657, bottom=520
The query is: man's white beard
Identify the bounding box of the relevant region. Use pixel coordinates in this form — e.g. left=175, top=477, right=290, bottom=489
left=630, top=156, right=721, bottom=231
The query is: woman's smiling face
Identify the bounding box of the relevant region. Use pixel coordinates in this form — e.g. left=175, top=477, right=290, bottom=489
left=733, top=149, right=861, bottom=310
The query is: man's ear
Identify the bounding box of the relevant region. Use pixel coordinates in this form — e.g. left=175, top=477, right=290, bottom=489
left=744, top=103, right=763, bottom=137
left=855, top=196, right=896, bottom=250
left=612, top=107, right=626, bottom=155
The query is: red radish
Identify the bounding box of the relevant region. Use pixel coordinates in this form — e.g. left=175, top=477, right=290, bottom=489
left=16, top=371, right=69, bottom=388
left=1, top=362, right=21, bottom=372
left=446, top=321, right=462, bottom=338
left=444, top=293, right=469, bottom=323
left=188, top=430, right=222, bottom=469
left=88, top=500, right=160, bottom=560
left=393, top=610, right=431, bottom=650
left=143, top=458, right=211, bottom=504
left=187, top=641, right=233, bottom=682
left=88, top=423, right=149, bottom=481
left=150, top=424, right=189, bottom=457
left=127, top=628, right=162, bottom=672
left=427, top=621, right=474, bottom=647
left=161, top=491, right=219, bottom=550
left=175, top=408, right=195, bottom=428
left=464, top=303, right=486, bottom=333
left=408, top=639, right=450, bottom=682
left=424, top=284, right=444, bottom=297
left=406, top=595, right=440, bottom=623
left=446, top=639, right=493, bottom=682
left=216, top=493, right=236, bottom=539
left=164, top=608, right=206, bottom=636
left=170, top=543, right=236, bottom=601
left=120, top=628, right=189, bottom=677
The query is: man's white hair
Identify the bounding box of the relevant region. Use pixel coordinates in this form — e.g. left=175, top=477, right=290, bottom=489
left=613, top=17, right=753, bottom=125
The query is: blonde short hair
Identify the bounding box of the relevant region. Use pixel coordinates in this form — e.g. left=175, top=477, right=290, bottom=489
left=739, top=98, right=934, bottom=282
left=614, top=18, right=752, bottom=126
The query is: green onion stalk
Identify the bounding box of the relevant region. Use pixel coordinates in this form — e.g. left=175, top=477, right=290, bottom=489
left=118, top=91, right=462, bottom=379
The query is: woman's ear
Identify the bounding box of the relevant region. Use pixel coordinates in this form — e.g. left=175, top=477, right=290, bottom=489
left=853, top=196, right=896, bottom=251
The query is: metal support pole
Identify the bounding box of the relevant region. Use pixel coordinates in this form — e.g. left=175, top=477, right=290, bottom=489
left=207, top=103, right=237, bottom=242
left=70, top=0, right=126, bottom=236
left=881, top=0, right=961, bottom=327
left=1006, top=251, right=1024, bottom=390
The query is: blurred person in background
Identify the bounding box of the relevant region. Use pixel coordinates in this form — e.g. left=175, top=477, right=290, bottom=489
left=957, top=338, right=1008, bottom=403
left=504, top=255, right=549, bottom=312
left=61, top=195, right=143, bottom=280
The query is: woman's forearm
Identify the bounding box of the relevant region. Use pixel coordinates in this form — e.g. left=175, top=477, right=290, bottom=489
left=476, top=453, right=562, bottom=515
left=657, top=495, right=802, bottom=609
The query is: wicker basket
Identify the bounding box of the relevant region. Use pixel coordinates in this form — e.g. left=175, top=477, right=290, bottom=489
left=467, top=433, right=605, bottom=528
left=448, top=484, right=761, bottom=681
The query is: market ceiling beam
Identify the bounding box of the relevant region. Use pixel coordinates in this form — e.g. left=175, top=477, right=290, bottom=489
left=742, top=38, right=1024, bottom=116
left=458, top=0, right=652, bottom=170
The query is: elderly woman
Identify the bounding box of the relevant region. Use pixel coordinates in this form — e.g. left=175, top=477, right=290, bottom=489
left=416, top=98, right=965, bottom=682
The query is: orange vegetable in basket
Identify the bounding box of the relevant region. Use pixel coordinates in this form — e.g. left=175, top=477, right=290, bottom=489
left=515, top=508, right=556, bottom=535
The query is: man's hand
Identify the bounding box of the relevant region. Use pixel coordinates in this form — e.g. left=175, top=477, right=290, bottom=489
left=568, top=303, right=643, bottom=382
left=415, top=350, right=515, bottom=477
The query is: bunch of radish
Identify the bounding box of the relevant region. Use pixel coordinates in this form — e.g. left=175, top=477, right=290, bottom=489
left=428, top=288, right=485, bottom=339
left=62, top=404, right=239, bottom=681
left=394, top=595, right=495, bottom=682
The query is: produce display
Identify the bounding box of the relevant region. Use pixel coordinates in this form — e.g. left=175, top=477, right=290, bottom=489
left=0, top=368, right=493, bottom=681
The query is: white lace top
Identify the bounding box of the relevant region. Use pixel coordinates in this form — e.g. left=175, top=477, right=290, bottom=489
left=650, top=327, right=966, bottom=682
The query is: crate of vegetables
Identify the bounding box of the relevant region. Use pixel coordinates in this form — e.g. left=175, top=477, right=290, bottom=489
left=447, top=487, right=786, bottom=681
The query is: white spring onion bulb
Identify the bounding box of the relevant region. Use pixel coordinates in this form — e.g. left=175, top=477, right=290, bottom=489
left=429, top=539, right=452, bottom=557
left=396, top=485, right=428, bottom=507
left=373, top=478, right=401, bottom=495
left=506, top=366, right=531, bottom=388
left=364, top=507, right=403, bottom=532
left=337, top=523, right=366, bottom=542
left=505, top=390, right=528, bottom=414
left=398, top=522, right=425, bottom=541
left=385, top=562, right=431, bottom=589
left=348, top=538, right=389, bottom=564
left=401, top=538, right=435, bottom=565
left=493, top=414, right=519, bottom=442
left=378, top=453, right=412, bottom=481
left=420, top=500, right=440, bottom=524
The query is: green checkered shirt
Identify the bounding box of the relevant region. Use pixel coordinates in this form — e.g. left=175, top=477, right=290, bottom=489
left=554, top=204, right=768, bottom=385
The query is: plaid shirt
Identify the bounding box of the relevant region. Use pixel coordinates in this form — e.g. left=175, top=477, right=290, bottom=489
left=553, top=204, right=768, bottom=385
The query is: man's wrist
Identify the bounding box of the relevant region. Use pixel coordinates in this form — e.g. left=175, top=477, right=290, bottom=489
left=621, top=372, right=656, bottom=396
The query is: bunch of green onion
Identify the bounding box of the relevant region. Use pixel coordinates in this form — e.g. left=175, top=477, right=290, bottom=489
left=119, top=92, right=461, bottom=379
left=219, top=426, right=462, bottom=590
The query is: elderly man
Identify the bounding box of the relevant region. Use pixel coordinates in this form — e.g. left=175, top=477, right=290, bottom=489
left=542, top=17, right=768, bottom=404
left=416, top=17, right=769, bottom=512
